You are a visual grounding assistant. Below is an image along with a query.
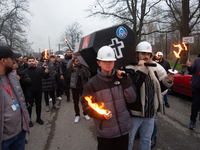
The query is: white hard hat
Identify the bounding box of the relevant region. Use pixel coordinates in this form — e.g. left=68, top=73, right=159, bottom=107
left=136, top=41, right=152, bottom=53
left=59, top=55, right=64, bottom=59
left=157, top=51, right=163, bottom=56
left=96, top=46, right=116, bottom=61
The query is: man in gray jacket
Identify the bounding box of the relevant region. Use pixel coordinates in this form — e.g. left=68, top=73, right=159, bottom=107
left=0, top=46, right=30, bottom=150
left=68, top=54, right=91, bottom=123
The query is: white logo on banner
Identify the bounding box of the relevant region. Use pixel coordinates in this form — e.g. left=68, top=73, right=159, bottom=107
left=109, top=38, right=124, bottom=59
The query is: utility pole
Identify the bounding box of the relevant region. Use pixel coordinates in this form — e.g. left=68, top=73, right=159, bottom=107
left=48, top=36, right=51, bottom=54
left=58, top=43, right=60, bottom=54
left=180, top=0, right=189, bottom=69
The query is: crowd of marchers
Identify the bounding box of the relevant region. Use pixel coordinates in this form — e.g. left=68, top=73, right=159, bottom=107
left=0, top=41, right=199, bottom=150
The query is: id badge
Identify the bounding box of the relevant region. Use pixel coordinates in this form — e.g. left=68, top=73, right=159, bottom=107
left=11, top=102, right=20, bottom=111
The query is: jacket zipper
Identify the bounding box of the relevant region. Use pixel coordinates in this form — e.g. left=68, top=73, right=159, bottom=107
left=109, top=81, right=122, bottom=135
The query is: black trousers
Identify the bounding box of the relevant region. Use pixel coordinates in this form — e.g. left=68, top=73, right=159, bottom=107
left=27, top=90, right=42, bottom=119
left=64, top=77, right=70, bottom=99
left=190, top=88, right=200, bottom=123
left=72, top=88, right=86, bottom=116
left=97, top=134, right=129, bottom=150
left=44, top=91, right=56, bottom=106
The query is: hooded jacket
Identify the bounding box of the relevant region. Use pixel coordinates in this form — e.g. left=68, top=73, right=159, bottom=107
left=81, top=68, right=137, bottom=138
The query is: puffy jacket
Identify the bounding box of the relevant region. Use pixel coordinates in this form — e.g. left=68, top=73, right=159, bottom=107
left=0, top=73, right=30, bottom=148
left=67, top=59, right=91, bottom=89
left=81, top=68, right=137, bottom=138
left=38, top=59, right=57, bottom=91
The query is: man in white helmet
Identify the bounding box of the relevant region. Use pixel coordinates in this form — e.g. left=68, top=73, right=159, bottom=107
left=81, top=45, right=137, bottom=150
left=125, top=41, right=174, bottom=150
left=154, top=51, right=171, bottom=108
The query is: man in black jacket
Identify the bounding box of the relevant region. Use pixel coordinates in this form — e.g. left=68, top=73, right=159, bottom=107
left=23, top=56, right=49, bottom=127
left=55, top=55, right=64, bottom=100
left=155, top=51, right=171, bottom=108
left=37, top=53, right=60, bottom=112
left=18, top=56, right=28, bottom=74
left=62, top=49, right=72, bottom=102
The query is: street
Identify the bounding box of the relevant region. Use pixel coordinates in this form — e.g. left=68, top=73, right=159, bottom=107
left=25, top=93, right=200, bottom=150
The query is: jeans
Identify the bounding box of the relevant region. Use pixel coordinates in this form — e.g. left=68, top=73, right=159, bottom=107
left=152, top=113, right=158, bottom=138
left=27, top=90, right=42, bottom=119
left=163, top=93, right=168, bottom=102
left=128, top=117, right=154, bottom=150
left=1, top=130, right=26, bottom=150
left=190, top=88, right=200, bottom=123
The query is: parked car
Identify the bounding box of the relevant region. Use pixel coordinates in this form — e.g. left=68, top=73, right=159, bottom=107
left=168, top=68, right=192, bottom=97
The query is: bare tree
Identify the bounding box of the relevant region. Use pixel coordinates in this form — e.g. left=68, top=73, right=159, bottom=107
left=60, top=22, right=83, bottom=50
left=86, top=0, right=162, bottom=44
left=0, top=0, right=31, bottom=53
left=164, top=0, right=200, bottom=41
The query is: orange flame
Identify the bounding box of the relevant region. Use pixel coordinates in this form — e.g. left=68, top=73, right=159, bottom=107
left=65, top=39, right=68, bottom=44
left=44, top=50, right=48, bottom=59
left=84, top=96, right=110, bottom=115
left=155, top=52, right=159, bottom=58
left=173, top=42, right=188, bottom=58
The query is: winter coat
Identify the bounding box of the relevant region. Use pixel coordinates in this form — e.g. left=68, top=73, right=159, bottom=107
left=38, top=59, right=57, bottom=92
left=125, top=65, right=172, bottom=117
left=17, top=71, right=33, bottom=103
left=187, top=57, right=200, bottom=89
left=81, top=68, right=137, bottom=138
left=61, top=54, right=72, bottom=78
left=158, top=58, right=171, bottom=73
left=23, top=66, right=49, bottom=92
left=67, top=59, right=91, bottom=89
left=0, top=73, right=30, bottom=148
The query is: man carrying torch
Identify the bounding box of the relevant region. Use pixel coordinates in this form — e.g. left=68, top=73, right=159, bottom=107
left=124, top=41, right=174, bottom=150
left=81, top=46, right=137, bottom=150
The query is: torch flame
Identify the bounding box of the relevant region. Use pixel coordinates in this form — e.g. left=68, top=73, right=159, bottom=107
left=155, top=52, right=159, bottom=58
left=183, top=42, right=188, bottom=51
left=84, top=96, right=109, bottom=115
left=44, top=50, right=48, bottom=59
left=173, top=42, right=188, bottom=58
left=65, top=39, right=68, bottom=44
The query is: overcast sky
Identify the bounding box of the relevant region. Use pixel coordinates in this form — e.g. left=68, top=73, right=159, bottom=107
left=26, top=0, right=113, bottom=53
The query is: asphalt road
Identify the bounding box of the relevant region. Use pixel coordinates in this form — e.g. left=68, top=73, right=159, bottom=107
left=25, top=93, right=200, bottom=150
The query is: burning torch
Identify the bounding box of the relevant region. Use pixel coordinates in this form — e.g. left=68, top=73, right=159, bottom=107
left=84, top=96, right=111, bottom=115
left=168, top=42, right=188, bottom=74
left=65, top=38, right=72, bottom=51
left=43, top=49, right=49, bottom=68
